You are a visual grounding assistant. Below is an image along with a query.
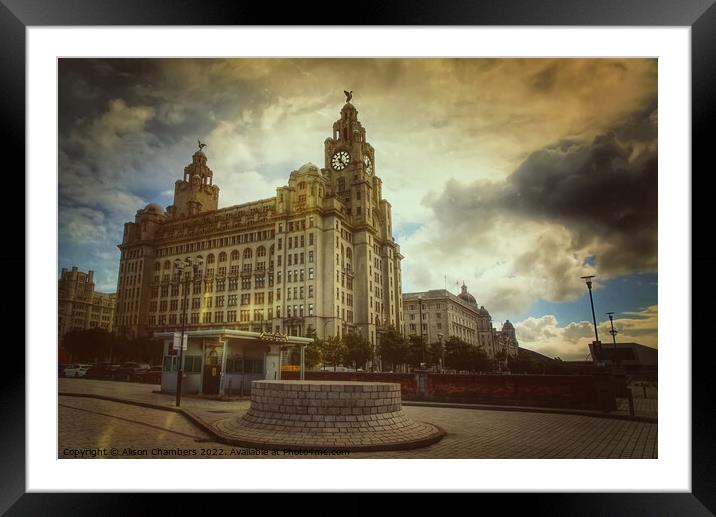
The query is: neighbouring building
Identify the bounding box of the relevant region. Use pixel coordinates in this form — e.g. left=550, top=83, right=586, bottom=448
left=57, top=266, right=116, bottom=342
left=112, top=94, right=404, bottom=392
left=403, top=283, right=518, bottom=360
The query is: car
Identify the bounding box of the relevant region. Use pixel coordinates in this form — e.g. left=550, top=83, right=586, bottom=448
left=116, top=362, right=151, bottom=381
left=64, top=364, right=91, bottom=378
left=85, top=363, right=120, bottom=380
left=139, top=366, right=163, bottom=384
left=58, top=364, right=67, bottom=377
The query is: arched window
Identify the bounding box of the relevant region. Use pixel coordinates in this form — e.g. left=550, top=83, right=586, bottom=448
left=207, top=254, right=215, bottom=265
left=256, top=246, right=266, bottom=257
left=230, top=249, right=239, bottom=261
left=218, top=252, right=227, bottom=263
left=163, top=260, right=171, bottom=270
left=346, top=247, right=352, bottom=259
left=243, top=248, right=253, bottom=259
left=298, top=182, right=306, bottom=190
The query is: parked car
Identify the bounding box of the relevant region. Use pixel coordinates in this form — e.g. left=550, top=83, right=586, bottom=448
left=85, top=363, right=120, bottom=380
left=64, top=364, right=91, bottom=378
left=138, top=366, right=163, bottom=384
left=116, top=362, right=151, bottom=381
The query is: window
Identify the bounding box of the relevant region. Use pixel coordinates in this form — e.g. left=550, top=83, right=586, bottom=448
left=219, top=252, right=227, bottom=262
left=241, top=294, right=251, bottom=305
left=255, top=293, right=265, bottom=304
left=257, top=246, right=266, bottom=257
left=216, top=279, right=226, bottom=292
left=191, top=312, right=199, bottom=324
left=170, top=299, right=178, bottom=311
left=215, top=311, right=224, bottom=323
left=215, top=296, right=225, bottom=307
left=309, top=233, right=314, bottom=245
left=255, top=276, right=265, bottom=288
left=184, top=356, right=202, bottom=373
left=231, top=249, right=240, bottom=261
left=228, top=294, right=237, bottom=306
left=254, top=309, right=264, bottom=321
left=202, top=312, right=212, bottom=323
left=227, top=310, right=237, bottom=322
left=308, top=285, right=314, bottom=298
left=243, top=248, right=253, bottom=259
left=207, top=254, right=215, bottom=265
left=240, top=310, right=250, bottom=322
left=308, top=250, right=313, bottom=263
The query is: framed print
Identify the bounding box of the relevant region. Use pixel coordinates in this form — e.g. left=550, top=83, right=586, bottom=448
left=3, top=0, right=713, bottom=513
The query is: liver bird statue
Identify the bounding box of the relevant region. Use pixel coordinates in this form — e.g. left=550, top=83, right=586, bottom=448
left=197, top=139, right=208, bottom=151
left=344, top=90, right=353, bottom=103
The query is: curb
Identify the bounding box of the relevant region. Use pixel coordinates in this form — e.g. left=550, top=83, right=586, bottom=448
left=401, top=400, right=658, bottom=424
left=58, top=391, right=446, bottom=452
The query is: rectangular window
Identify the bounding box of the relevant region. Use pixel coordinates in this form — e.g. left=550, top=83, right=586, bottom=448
left=215, top=311, right=224, bottom=323
left=202, top=312, right=212, bottom=323
left=241, top=278, right=251, bottom=290
left=309, top=250, right=314, bottom=263
left=184, top=355, right=202, bottom=373
left=215, top=295, right=225, bottom=307
left=228, top=294, right=237, bottom=306
left=308, top=285, right=314, bottom=298
left=288, top=254, right=292, bottom=266
left=241, top=294, right=251, bottom=305
left=240, top=310, right=250, bottom=322
left=191, top=312, right=199, bottom=324
left=227, top=310, right=236, bottom=322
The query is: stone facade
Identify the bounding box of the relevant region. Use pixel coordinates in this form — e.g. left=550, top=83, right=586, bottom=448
left=58, top=266, right=116, bottom=341
left=403, top=284, right=518, bottom=360
left=114, top=99, right=403, bottom=357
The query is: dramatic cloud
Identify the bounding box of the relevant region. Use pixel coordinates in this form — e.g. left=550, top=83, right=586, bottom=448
left=515, top=305, right=658, bottom=360
left=58, top=58, right=657, bottom=313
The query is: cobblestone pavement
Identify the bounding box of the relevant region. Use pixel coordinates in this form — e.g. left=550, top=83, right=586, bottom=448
left=58, top=379, right=657, bottom=459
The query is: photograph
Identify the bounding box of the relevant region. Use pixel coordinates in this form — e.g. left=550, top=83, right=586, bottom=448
left=56, top=57, right=659, bottom=460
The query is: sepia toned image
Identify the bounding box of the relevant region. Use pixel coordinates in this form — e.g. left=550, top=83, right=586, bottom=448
left=58, top=58, right=657, bottom=459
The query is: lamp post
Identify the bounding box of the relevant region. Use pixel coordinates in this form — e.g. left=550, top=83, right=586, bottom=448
left=172, top=256, right=203, bottom=407
left=580, top=275, right=600, bottom=347
left=437, top=332, right=444, bottom=373
left=606, top=312, right=618, bottom=365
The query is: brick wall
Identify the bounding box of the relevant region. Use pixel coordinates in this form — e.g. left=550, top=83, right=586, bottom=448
left=284, top=371, right=617, bottom=411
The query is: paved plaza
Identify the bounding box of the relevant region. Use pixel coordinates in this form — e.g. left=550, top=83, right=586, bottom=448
left=58, top=379, right=657, bottom=459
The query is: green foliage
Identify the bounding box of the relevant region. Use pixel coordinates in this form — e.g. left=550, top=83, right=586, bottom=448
left=444, top=336, right=492, bottom=372
left=318, top=335, right=348, bottom=369
left=343, top=332, right=372, bottom=370
left=407, top=335, right=428, bottom=368
left=376, top=325, right=408, bottom=371
left=427, top=341, right=445, bottom=366
left=62, top=328, right=163, bottom=365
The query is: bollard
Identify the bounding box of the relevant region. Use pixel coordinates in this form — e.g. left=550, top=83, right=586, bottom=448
left=627, top=389, right=635, bottom=417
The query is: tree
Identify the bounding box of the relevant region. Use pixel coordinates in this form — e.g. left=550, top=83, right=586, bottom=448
left=343, top=332, right=372, bottom=370
left=427, top=340, right=445, bottom=368
left=376, top=325, right=408, bottom=372
left=62, top=328, right=116, bottom=363
left=407, top=335, right=428, bottom=368
left=443, top=337, right=492, bottom=373
left=319, top=336, right=347, bottom=371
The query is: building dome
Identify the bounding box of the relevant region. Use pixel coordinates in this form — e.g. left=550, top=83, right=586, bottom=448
left=478, top=306, right=491, bottom=317
left=457, top=282, right=477, bottom=306
left=503, top=320, right=514, bottom=330
left=144, top=203, right=164, bottom=214
left=297, top=162, right=320, bottom=176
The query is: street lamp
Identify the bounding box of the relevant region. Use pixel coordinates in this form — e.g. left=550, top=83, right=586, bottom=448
left=437, top=332, right=444, bottom=373
left=606, top=312, right=619, bottom=365
left=580, top=275, right=600, bottom=348
left=172, top=256, right=203, bottom=407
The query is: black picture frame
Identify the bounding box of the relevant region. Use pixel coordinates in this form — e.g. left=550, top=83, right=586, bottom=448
left=3, top=0, right=712, bottom=513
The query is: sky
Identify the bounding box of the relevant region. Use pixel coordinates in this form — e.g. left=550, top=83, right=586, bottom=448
left=58, top=58, right=658, bottom=360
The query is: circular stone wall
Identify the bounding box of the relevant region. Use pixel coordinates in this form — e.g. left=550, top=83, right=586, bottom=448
left=213, top=380, right=444, bottom=451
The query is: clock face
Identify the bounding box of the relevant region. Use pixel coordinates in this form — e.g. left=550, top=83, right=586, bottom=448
left=363, top=155, right=373, bottom=175
left=331, top=150, right=351, bottom=171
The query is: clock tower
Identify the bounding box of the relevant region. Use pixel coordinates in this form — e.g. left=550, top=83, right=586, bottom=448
left=321, top=93, right=403, bottom=350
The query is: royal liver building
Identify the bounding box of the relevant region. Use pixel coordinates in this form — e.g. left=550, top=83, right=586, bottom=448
left=114, top=95, right=404, bottom=348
